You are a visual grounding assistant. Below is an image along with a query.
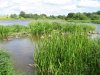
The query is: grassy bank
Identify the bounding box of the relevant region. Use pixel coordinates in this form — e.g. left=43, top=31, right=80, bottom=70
left=66, top=20, right=100, bottom=24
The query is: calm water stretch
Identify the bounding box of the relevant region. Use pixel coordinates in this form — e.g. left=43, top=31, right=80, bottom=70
left=0, top=20, right=32, bottom=26
left=0, top=38, right=35, bottom=75
left=0, top=20, right=100, bottom=75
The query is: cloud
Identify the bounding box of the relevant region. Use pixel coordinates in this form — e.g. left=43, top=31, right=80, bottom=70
left=78, top=0, right=100, bottom=8
left=0, top=0, right=100, bottom=15
left=43, top=0, right=73, bottom=5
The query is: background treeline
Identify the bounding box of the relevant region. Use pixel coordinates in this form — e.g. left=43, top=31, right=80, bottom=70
left=10, top=11, right=100, bottom=20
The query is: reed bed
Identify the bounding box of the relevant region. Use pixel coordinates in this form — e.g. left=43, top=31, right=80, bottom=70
left=34, top=32, right=100, bottom=75
left=29, top=21, right=95, bottom=36
left=32, top=22, right=98, bottom=75
left=0, top=21, right=95, bottom=40
left=0, top=25, right=28, bottom=40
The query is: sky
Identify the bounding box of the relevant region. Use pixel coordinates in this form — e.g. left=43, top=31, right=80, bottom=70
left=0, top=0, right=100, bottom=15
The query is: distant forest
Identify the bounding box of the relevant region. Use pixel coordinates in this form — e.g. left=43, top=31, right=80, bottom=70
left=10, top=11, right=100, bottom=20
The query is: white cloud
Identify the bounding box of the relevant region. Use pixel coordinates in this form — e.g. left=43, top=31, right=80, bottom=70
left=78, top=0, right=100, bottom=8
left=43, top=0, right=72, bottom=5
left=0, top=0, right=100, bottom=15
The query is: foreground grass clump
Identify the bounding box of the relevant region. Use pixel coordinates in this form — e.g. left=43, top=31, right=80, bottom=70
left=0, top=49, right=16, bottom=75
left=34, top=33, right=100, bottom=75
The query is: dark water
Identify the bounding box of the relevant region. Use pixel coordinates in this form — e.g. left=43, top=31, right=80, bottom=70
left=0, top=38, right=35, bottom=75
left=0, top=20, right=32, bottom=26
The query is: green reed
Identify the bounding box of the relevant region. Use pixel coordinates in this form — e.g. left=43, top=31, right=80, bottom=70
left=29, top=21, right=95, bottom=36
left=0, top=26, right=10, bottom=40
left=34, top=32, right=100, bottom=75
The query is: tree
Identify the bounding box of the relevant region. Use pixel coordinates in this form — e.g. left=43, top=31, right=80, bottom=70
left=90, top=14, right=100, bottom=20
left=49, top=15, right=56, bottom=19
left=10, top=14, right=17, bottom=18
left=40, top=14, right=47, bottom=18
left=57, top=15, right=66, bottom=19
left=67, top=13, right=74, bottom=19
left=96, top=11, right=100, bottom=15
left=32, top=14, right=39, bottom=19
left=19, top=11, right=26, bottom=18
left=66, top=13, right=89, bottom=20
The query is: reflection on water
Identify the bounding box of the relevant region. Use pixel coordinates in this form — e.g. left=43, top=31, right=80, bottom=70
left=0, top=38, right=35, bottom=75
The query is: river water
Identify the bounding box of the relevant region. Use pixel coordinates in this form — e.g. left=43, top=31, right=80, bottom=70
left=92, top=24, right=100, bottom=38
left=0, top=20, right=100, bottom=75
left=0, top=38, right=35, bottom=75
left=0, top=20, right=32, bottom=26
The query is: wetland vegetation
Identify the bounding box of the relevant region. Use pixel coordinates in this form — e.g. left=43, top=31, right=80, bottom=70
left=0, top=20, right=100, bottom=75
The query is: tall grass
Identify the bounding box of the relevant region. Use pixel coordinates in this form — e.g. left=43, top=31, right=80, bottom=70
left=34, top=32, right=100, bottom=75
left=0, top=25, right=29, bottom=40
left=0, top=26, right=9, bottom=40
left=29, top=22, right=53, bottom=36
left=0, top=49, right=16, bottom=75
left=29, top=21, right=95, bottom=36
left=9, top=25, right=28, bottom=33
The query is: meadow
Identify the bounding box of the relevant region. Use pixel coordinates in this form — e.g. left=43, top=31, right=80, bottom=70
left=0, top=21, right=100, bottom=75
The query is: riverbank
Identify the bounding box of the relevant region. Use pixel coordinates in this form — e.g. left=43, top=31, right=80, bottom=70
left=66, top=20, right=100, bottom=24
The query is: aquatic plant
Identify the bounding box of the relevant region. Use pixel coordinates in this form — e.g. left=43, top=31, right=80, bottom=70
left=29, top=21, right=95, bottom=36
left=0, top=26, right=10, bottom=40
left=34, top=33, right=100, bottom=75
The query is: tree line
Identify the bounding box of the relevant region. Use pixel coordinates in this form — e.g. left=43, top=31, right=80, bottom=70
left=10, top=11, right=100, bottom=20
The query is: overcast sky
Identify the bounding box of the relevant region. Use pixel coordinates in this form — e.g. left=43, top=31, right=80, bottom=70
left=0, top=0, right=100, bottom=15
